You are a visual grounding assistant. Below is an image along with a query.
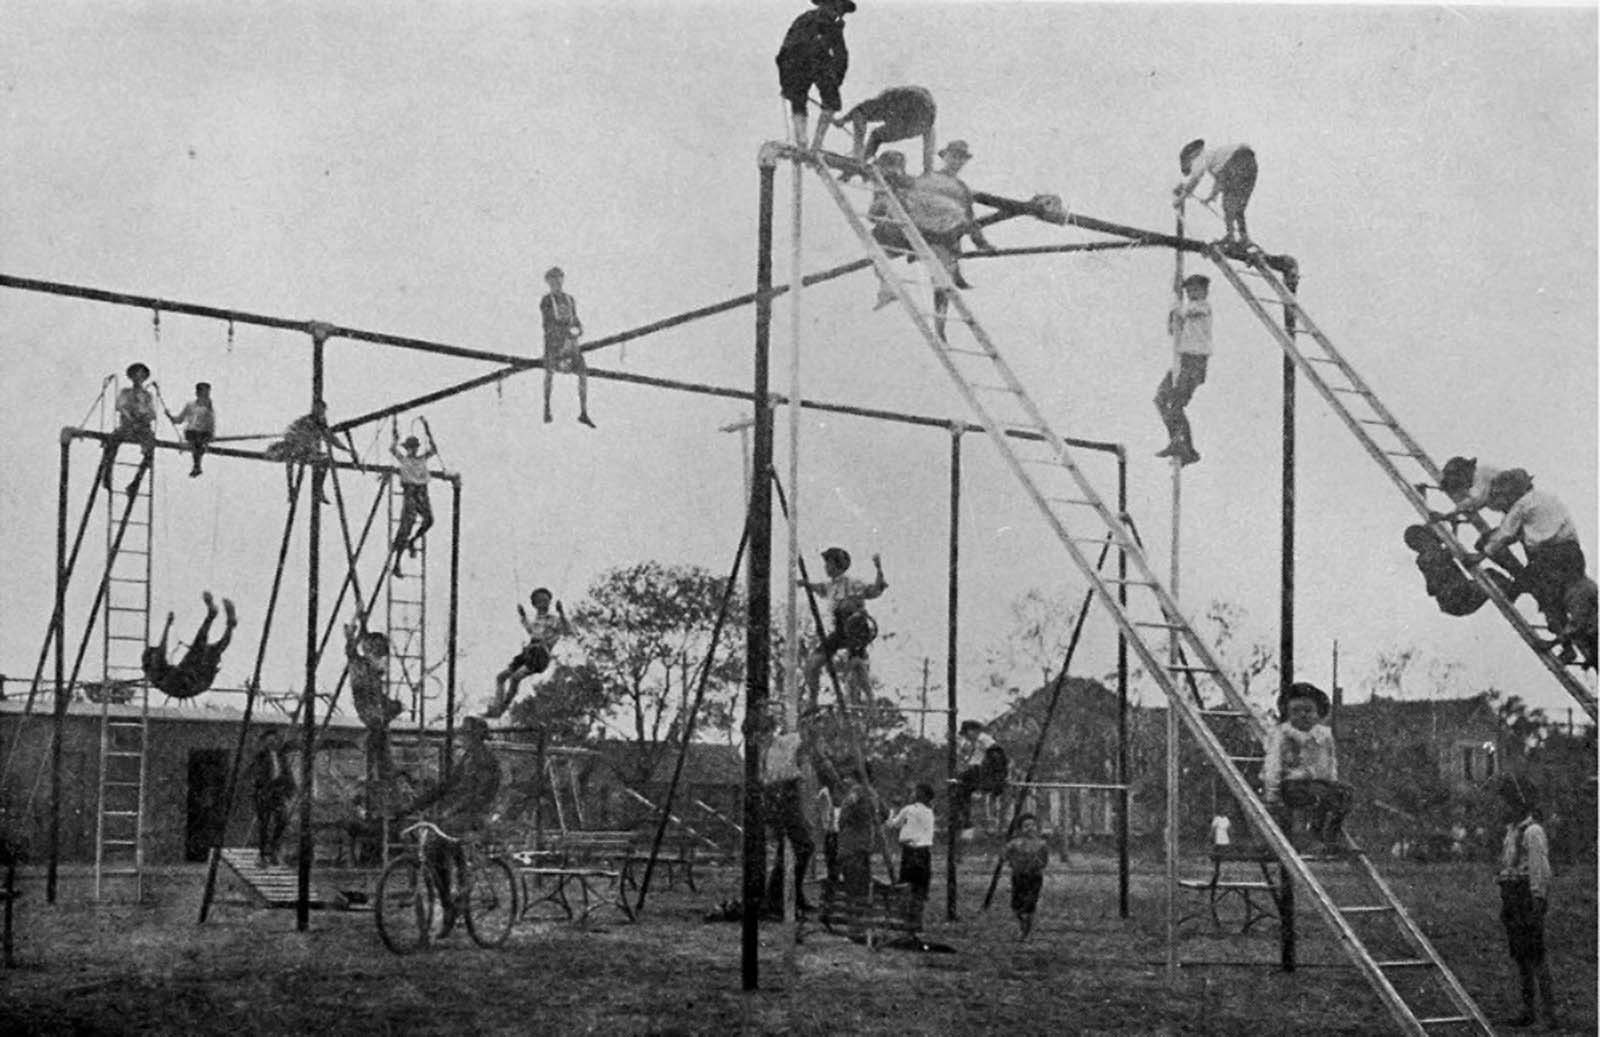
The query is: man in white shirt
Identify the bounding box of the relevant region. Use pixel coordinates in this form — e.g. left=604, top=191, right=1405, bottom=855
left=1172, top=139, right=1257, bottom=247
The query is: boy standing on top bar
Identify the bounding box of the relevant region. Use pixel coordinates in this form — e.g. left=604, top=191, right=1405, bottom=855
left=1155, top=273, right=1211, bottom=467
left=1172, top=139, right=1258, bottom=248
left=540, top=266, right=594, bottom=428
left=775, top=0, right=854, bottom=152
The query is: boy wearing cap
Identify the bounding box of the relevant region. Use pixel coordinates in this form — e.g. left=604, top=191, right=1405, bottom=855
left=1262, top=682, right=1351, bottom=856
left=389, top=420, right=437, bottom=576
left=1172, top=140, right=1257, bottom=248
left=800, top=548, right=887, bottom=705
left=486, top=587, right=571, bottom=718
left=540, top=266, right=594, bottom=428
left=835, top=85, right=936, bottom=173
left=1493, top=776, right=1557, bottom=1028
left=1466, top=469, right=1588, bottom=652
left=920, top=140, right=997, bottom=339
left=1155, top=273, right=1211, bottom=467
left=98, top=362, right=158, bottom=495
left=166, top=382, right=216, bottom=477
left=142, top=591, right=237, bottom=700
left=775, top=0, right=854, bottom=152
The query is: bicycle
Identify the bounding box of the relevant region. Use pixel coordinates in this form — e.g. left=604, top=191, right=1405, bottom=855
left=375, top=819, right=518, bottom=953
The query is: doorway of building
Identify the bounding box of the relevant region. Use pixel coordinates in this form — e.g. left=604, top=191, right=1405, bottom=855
left=186, top=749, right=231, bottom=862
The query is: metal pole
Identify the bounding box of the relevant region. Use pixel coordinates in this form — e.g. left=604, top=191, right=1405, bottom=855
left=1116, top=448, right=1130, bottom=918
left=46, top=434, right=70, bottom=902
left=444, top=475, right=462, bottom=778
left=742, top=156, right=778, bottom=992
left=1280, top=267, right=1300, bottom=974
left=295, top=328, right=327, bottom=931
left=1164, top=211, right=1184, bottom=982
left=945, top=426, right=962, bottom=922
left=780, top=152, right=804, bottom=942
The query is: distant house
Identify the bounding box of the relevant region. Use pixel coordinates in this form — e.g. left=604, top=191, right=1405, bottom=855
left=1335, top=693, right=1503, bottom=794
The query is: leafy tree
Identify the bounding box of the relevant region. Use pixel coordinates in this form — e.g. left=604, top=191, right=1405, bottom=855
left=507, top=661, right=612, bottom=745
left=570, top=561, right=745, bottom=787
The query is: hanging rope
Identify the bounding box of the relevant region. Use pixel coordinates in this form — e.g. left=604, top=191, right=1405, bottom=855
left=197, top=467, right=305, bottom=922
left=75, top=376, right=116, bottom=432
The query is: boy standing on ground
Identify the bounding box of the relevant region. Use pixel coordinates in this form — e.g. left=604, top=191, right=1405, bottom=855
left=345, top=622, right=402, bottom=788
left=389, top=421, right=437, bottom=576
left=886, top=782, right=936, bottom=906
left=1172, top=139, right=1258, bottom=248
left=486, top=587, right=570, bottom=718
left=759, top=713, right=816, bottom=917
left=836, top=766, right=878, bottom=934
left=1003, top=813, right=1050, bottom=940
left=166, top=382, right=216, bottom=478
left=539, top=266, right=594, bottom=428
left=1262, top=682, right=1352, bottom=855
left=98, top=362, right=158, bottom=495
left=1494, top=776, right=1557, bottom=1029
left=251, top=729, right=295, bottom=866
left=775, top=0, right=853, bottom=152
left=1155, top=273, right=1211, bottom=467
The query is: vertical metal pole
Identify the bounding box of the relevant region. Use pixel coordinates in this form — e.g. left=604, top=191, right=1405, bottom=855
left=1164, top=215, right=1185, bottom=981
left=781, top=146, right=804, bottom=943
left=742, top=155, right=778, bottom=992
left=1116, top=448, right=1130, bottom=918
left=47, top=433, right=70, bottom=903
left=1279, top=271, right=1299, bottom=973
left=533, top=726, right=546, bottom=852
left=945, top=426, right=962, bottom=921
left=444, top=476, right=462, bottom=779
left=296, top=329, right=326, bottom=931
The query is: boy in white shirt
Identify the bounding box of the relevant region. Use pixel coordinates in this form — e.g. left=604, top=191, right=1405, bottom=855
left=1155, top=274, right=1212, bottom=466
left=486, top=588, right=571, bottom=718
left=886, top=782, right=936, bottom=903
left=800, top=547, right=887, bottom=705
left=1466, top=468, right=1589, bottom=656
left=1172, top=139, right=1258, bottom=248
left=389, top=421, right=438, bottom=576
left=166, top=381, right=216, bottom=478
left=1494, top=776, right=1557, bottom=1029
left=1262, top=682, right=1351, bottom=855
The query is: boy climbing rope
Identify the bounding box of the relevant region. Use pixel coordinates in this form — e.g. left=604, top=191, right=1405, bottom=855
left=1465, top=468, right=1590, bottom=660
left=835, top=85, right=936, bottom=173
left=775, top=0, right=853, bottom=152
left=389, top=419, right=437, bottom=577
left=1172, top=139, right=1257, bottom=249
left=265, top=400, right=355, bottom=504
left=142, top=592, right=237, bottom=700
left=1262, top=682, right=1352, bottom=856
left=800, top=547, right=887, bottom=706
left=346, top=621, right=402, bottom=787
left=486, top=587, right=571, bottom=719
left=1155, top=273, right=1211, bottom=467
left=166, top=381, right=216, bottom=478
left=97, top=362, right=158, bottom=496
left=539, top=266, right=594, bottom=428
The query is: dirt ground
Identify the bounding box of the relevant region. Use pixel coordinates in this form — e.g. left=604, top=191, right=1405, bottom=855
left=2, top=853, right=1594, bottom=1036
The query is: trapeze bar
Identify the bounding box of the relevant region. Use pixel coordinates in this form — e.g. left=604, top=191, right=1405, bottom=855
left=66, top=428, right=456, bottom=483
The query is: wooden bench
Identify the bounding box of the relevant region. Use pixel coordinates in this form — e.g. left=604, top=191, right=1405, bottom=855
left=510, top=830, right=638, bottom=925
left=1178, top=844, right=1282, bottom=934
left=627, top=837, right=702, bottom=893
left=816, top=878, right=923, bottom=948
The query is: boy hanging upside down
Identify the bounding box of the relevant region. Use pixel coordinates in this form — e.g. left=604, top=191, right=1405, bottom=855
left=801, top=547, right=886, bottom=707
left=486, top=587, right=571, bottom=718
left=142, top=591, right=237, bottom=700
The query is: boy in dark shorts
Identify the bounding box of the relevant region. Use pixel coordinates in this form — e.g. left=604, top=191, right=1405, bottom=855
left=835, top=85, right=936, bottom=173
left=389, top=421, right=437, bottom=576
left=166, top=381, right=216, bottom=477
left=775, top=0, right=853, bottom=151
left=1493, top=776, right=1556, bottom=1028
left=540, top=267, right=594, bottom=428
left=142, top=592, right=237, bottom=700
left=1172, top=139, right=1258, bottom=248
left=1003, top=813, right=1049, bottom=939
left=251, top=729, right=295, bottom=866
left=98, top=362, right=158, bottom=495
left=486, top=588, right=571, bottom=718
left=346, top=622, right=402, bottom=784
left=265, top=400, right=354, bottom=504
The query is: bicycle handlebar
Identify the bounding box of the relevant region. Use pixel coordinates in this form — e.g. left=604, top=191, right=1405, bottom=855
left=400, top=819, right=460, bottom=843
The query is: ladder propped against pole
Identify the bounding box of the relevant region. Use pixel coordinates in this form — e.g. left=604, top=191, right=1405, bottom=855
left=1207, top=252, right=1596, bottom=721
left=794, top=143, right=1493, bottom=1036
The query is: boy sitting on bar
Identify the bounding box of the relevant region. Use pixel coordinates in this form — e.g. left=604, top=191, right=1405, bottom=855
left=1262, top=681, right=1352, bottom=857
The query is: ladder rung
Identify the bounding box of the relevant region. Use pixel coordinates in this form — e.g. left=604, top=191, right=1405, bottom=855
left=1135, top=621, right=1183, bottom=629
left=1383, top=450, right=1420, bottom=458
left=940, top=345, right=991, bottom=357
left=102, top=810, right=140, bottom=818
left=103, top=781, right=143, bottom=789
left=1306, top=356, right=1342, bottom=364
left=1417, top=1017, right=1472, bottom=1027
left=970, top=383, right=1020, bottom=394
left=105, top=752, right=144, bottom=760
left=107, top=720, right=144, bottom=728
left=1168, top=665, right=1217, bottom=673
left=1337, top=905, right=1396, bottom=915
left=1356, top=419, right=1393, bottom=426
left=1199, top=708, right=1246, bottom=717
left=101, top=839, right=138, bottom=846
left=1330, top=387, right=1369, bottom=395
left=1105, top=578, right=1155, bottom=586
left=1228, top=755, right=1264, bottom=765
left=1375, top=959, right=1435, bottom=970
left=1046, top=497, right=1099, bottom=507
left=108, top=577, right=147, bottom=584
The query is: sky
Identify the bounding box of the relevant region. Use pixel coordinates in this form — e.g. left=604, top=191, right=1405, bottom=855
left=1, top=1, right=1595, bottom=732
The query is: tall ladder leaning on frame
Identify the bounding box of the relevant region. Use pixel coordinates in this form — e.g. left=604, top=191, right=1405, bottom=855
left=1207, top=253, right=1596, bottom=721
left=96, top=441, right=155, bottom=901
left=795, top=144, right=1495, bottom=1035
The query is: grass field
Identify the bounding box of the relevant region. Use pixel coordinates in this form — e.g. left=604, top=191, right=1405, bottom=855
left=2, top=852, right=1593, bottom=1035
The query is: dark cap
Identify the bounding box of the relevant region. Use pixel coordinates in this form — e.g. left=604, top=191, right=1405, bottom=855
left=1438, top=456, right=1477, bottom=496
left=529, top=587, right=553, bottom=603
left=1277, top=681, right=1331, bottom=720
left=813, top=0, right=857, bottom=10
left=1487, top=468, right=1534, bottom=509
left=126, top=362, right=150, bottom=379
left=1181, top=274, right=1210, bottom=289
left=196, top=382, right=211, bottom=392
left=820, top=547, right=851, bottom=570
left=1179, top=138, right=1205, bottom=167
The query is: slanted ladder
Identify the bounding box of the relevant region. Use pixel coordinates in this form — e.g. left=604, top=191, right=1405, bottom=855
left=96, top=450, right=154, bottom=900
left=796, top=144, right=1492, bottom=1035
left=1209, top=252, right=1595, bottom=720
left=385, top=480, right=429, bottom=725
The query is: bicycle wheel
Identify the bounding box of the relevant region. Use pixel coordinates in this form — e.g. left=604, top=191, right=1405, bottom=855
left=376, top=857, right=439, bottom=954
left=464, top=857, right=518, bottom=948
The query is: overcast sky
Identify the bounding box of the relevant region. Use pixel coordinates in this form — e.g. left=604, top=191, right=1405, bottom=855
left=2, top=1, right=1594, bottom=730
